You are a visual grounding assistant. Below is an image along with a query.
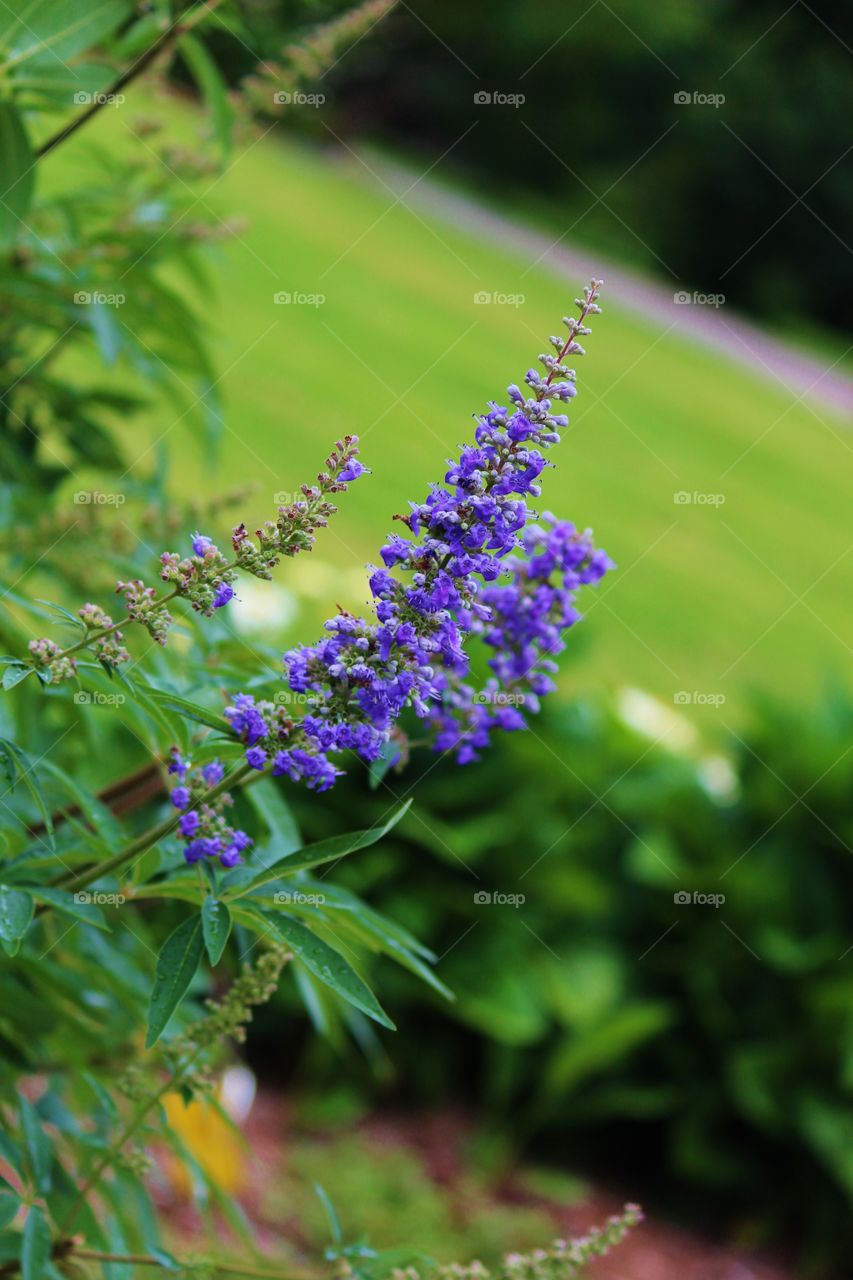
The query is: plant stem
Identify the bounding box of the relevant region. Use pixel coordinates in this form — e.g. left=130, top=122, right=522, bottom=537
left=37, top=0, right=226, bottom=160
left=71, top=1251, right=316, bottom=1280
left=59, top=1051, right=203, bottom=1233
left=544, top=285, right=600, bottom=388
left=54, top=587, right=181, bottom=663
left=46, top=761, right=253, bottom=898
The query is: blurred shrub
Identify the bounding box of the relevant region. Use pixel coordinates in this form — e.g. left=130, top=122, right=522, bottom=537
left=271, top=684, right=853, bottom=1270
left=319, top=0, right=853, bottom=335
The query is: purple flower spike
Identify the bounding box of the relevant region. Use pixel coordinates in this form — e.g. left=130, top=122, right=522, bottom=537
left=224, top=282, right=609, bottom=790
left=192, top=532, right=214, bottom=556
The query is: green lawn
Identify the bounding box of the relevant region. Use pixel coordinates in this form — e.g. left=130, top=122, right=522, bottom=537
left=41, top=95, right=852, bottom=722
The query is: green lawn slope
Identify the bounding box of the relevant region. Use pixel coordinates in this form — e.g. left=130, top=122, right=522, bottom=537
left=41, top=93, right=852, bottom=721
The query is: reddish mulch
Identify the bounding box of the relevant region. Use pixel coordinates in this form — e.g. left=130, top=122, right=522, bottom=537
left=158, top=1091, right=793, bottom=1280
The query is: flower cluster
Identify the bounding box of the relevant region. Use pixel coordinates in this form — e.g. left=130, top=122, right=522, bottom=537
left=168, top=751, right=252, bottom=868
left=224, top=283, right=610, bottom=786
left=27, top=637, right=77, bottom=684
left=78, top=602, right=130, bottom=667
left=232, top=436, right=364, bottom=578
left=115, top=579, right=172, bottom=645
left=424, top=515, right=613, bottom=762
left=24, top=439, right=366, bottom=683
left=160, top=533, right=237, bottom=615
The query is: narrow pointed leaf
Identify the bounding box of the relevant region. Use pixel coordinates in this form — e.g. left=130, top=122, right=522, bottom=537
left=262, top=911, right=394, bottom=1030
left=240, top=800, right=412, bottom=895
left=201, top=897, right=231, bottom=966
left=145, top=915, right=204, bottom=1048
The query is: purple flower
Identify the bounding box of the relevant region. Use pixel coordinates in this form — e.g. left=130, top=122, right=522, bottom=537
left=168, top=751, right=188, bottom=778
left=170, top=786, right=191, bottom=810
left=339, top=459, right=365, bottom=483
left=192, top=532, right=214, bottom=556
left=212, top=581, right=235, bottom=609
left=220, top=830, right=251, bottom=868
left=224, top=693, right=267, bottom=744
left=226, top=282, right=609, bottom=789
left=178, top=810, right=200, bottom=838
left=201, top=760, right=225, bottom=786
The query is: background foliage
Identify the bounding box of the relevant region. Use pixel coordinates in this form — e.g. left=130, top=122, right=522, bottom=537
left=1, top=1, right=850, bottom=1277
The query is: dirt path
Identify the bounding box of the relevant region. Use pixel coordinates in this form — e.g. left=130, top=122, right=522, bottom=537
left=339, top=150, right=852, bottom=420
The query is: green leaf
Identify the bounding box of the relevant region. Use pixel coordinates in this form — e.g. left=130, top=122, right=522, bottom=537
left=314, top=1183, right=342, bottom=1245
left=137, top=685, right=232, bottom=735
left=20, top=1205, right=50, bottom=1280
left=0, top=886, right=34, bottom=956
left=0, top=739, right=54, bottom=848
left=201, top=897, right=231, bottom=966
left=0, top=1191, right=19, bottom=1230
left=249, top=778, right=301, bottom=859
left=145, top=915, right=204, bottom=1048
left=27, top=887, right=109, bottom=932
left=0, top=103, right=34, bottom=251
left=19, top=1097, right=51, bottom=1194
left=317, top=904, right=453, bottom=1002
left=0, top=1132, right=21, bottom=1178
left=368, top=740, right=401, bottom=790
left=0, top=0, right=131, bottom=73
left=239, top=800, right=412, bottom=896
left=262, top=911, right=395, bottom=1030
left=1, top=665, right=33, bottom=691
left=179, top=33, right=234, bottom=162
